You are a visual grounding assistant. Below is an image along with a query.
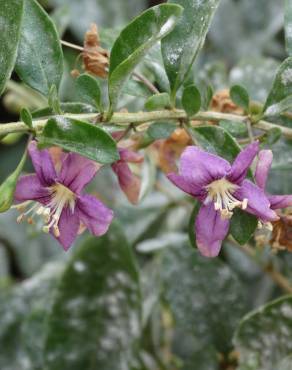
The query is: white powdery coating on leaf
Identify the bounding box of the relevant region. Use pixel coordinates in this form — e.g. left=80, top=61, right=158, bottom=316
left=281, top=68, right=292, bottom=86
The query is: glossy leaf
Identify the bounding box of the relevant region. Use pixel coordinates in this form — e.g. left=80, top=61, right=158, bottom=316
left=161, top=0, right=220, bottom=99
left=15, top=0, right=63, bottom=96
left=20, top=108, right=33, bottom=129
left=39, top=117, right=119, bottom=164
left=160, top=242, right=246, bottom=353
left=0, top=151, right=27, bottom=213
left=76, top=74, right=103, bottom=111
left=145, top=93, right=171, bottom=111
left=219, top=120, right=248, bottom=137
left=235, top=296, right=292, bottom=370
left=0, top=0, right=23, bottom=95
left=285, top=0, right=292, bottom=56
left=182, top=85, right=201, bottom=116
left=32, top=102, right=96, bottom=118
left=108, top=4, right=183, bottom=114
left=0, top=263, right=63, bottom=370
left=191, top=126, right=257, bottom=243
left=264, top=94, right=292, bottom=117
left=48, top=85, right=62, bottom=114
left=44, top=224, right=141, bottom=370
left=264, top=57, right=292, bottom=111
left=230, top=85, right=250, bottom=111
left=147, top=121, right=177, bottom=140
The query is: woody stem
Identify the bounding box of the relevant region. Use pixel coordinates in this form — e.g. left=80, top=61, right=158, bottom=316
left=1, top=110, right=292, bottom=139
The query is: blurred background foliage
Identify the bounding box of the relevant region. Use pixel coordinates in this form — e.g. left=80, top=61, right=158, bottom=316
left=0, top=0, right=292, bottom=369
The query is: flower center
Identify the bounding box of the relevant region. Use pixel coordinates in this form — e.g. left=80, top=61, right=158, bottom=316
left=205, top=178, right=248, bottom=220
left=13, top=183, right=76, bottom=237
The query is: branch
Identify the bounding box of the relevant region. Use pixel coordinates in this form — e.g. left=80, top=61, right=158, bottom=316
left=1, top=110, right=292, bottom=139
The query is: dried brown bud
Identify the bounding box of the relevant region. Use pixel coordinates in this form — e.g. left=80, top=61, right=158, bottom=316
left=83, top=23, right=109, bottom=78
left=270, top=214, right=292, bottom=251
left=211, top=89, right=244, bottom=115
left=71, top=69, right=80, bottom=78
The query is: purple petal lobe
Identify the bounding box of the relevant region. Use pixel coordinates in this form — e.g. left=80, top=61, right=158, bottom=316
left=59, top=153, right=100, bottom=194
left=112, top=161, right=141, bottom=204
left=118, top=148, right=143, bottom=163
left=28, top=141, right=57, bottom=185
left=269, top=195, right=292, bottom=210
left=180, top=146, right=231, bottom=188
left=55, top=206, right=80, bottom=251
left=228, top=141, right=259, bottom=185
left=235, top=180, right=279, bottom=222
left=255, top=150, right=273, bottom=189
left=167, top=173, right=204, bottom=198
left=77, top=194, right=114, bottom=237
left=195, top=202, right=230, bottom=258
left=14, top=175, right=50, bottom=204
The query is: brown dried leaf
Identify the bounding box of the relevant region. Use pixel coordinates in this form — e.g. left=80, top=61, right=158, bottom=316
left=271, top=214, right=292, bottom=251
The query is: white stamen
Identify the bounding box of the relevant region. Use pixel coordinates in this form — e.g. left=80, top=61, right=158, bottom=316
left=205, top=178, right=248, bottom=220
left=14, top=183, right=76, bottom=236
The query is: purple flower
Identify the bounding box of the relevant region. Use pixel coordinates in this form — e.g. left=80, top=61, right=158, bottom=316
left=167, top=143, right=279, bottom=258
left=255, top=149, right=292, bottom=212
left=13, top=141, right=114, bottom=250
left=111, top=148, right=144, bottom=205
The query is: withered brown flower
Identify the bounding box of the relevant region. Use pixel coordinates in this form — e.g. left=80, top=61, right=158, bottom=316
left=82, top=23, right=109, bottom=78
left=270, top=214, right=292, bottom=251
left=211, top=89, right=244, bottom=115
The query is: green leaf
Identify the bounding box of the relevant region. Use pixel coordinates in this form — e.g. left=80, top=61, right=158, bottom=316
left=108, top=4, right=183, bottom=114
left=0, top=262, right=63, bottom=370
left=260, top=127, right=282, bottom=146
left=285, top=0, right=292, bottom=56
left=39, top=117, right=119, bottom=164
left=20, top=108, right=33, bottom=129
left=44, top=223, right=141, bottom=370
left=188, top=202, right=200, bottom=249
left=0, top=150, right=27, bottom=213
left=15, top=0, right=63, bottom=96
left=230, top=85, right=250, bottom=111
left=160, top=243, right=246, bottom=353
left=0, top=0, right=23, bottom=95
left=182, top=84, right=201, bottom=116
left=161, top=0, right=220, bottom=100
left=219, top=120, right=248, bottom=137
left=229, top=210, right=257, bottom=245
left=48, top=85, right=62, bottom=114
left=264, top=57, right=292, bottom=112
left=147, top=121, right=177, bottom=140
left=264, top=94, right=292, bottom=117
left=277, top=355, right=292, bottom=370
left=190, top=126, right=257, bottom=242
left=145, top=93, right=171, bottom=111
left=76, top=74, right=103, bottom=111
left=234, top=295, right=292, bottom=370
left=32, top=102, right=96, bottom=118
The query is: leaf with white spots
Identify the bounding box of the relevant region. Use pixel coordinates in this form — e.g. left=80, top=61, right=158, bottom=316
left=264, top=57, right=292, bottom=112
left=43, top=223, right=142, bottom=370
left=234, top=296, right=292, bottom=370
left=285, top=0, right=292, bottom=56
left=161, top=0, right=220, bottom=101
left=0, top=0, right=23, bottom=95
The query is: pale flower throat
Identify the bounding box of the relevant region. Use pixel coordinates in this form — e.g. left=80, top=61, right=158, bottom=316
left=205, top=178, right=248, bottom=219
left=14, top=183, right=76, bottom=237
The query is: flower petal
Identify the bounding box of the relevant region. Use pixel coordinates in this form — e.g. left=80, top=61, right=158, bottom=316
left=59, top=153, right=100, bottom=194
left=255, top=150, right=273, bottom=189
left=227, top=141, right=259, bottom=185
left=180, top=146, right=231, bottom=188
left=55, top=206, right=80, bottom=251
left=112, top=161, right=141, bottom=204
left=118, top=148, right=143, bottom=163
left=167, top=173, right=204, bottom=198
left=269, top=194, right=292, bottom=210
left=14, top=174, right=50, bottom=204
left=195, top=202, right=230, bottom=258
left=28, top=141, right=57, bottom=185
left=235, top=180, right=279, bottom=222
left=77, top=194, right=114, bottom=237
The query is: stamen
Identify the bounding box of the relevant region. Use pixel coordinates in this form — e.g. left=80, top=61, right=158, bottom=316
left=206, top=178, right=249, bottom=220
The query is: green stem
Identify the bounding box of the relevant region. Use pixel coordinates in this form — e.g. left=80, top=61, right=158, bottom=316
left=1, top=110, right=292, bottom=139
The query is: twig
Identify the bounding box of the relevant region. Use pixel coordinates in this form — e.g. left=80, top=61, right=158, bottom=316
left=133, top=71, right=160, bottom=94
